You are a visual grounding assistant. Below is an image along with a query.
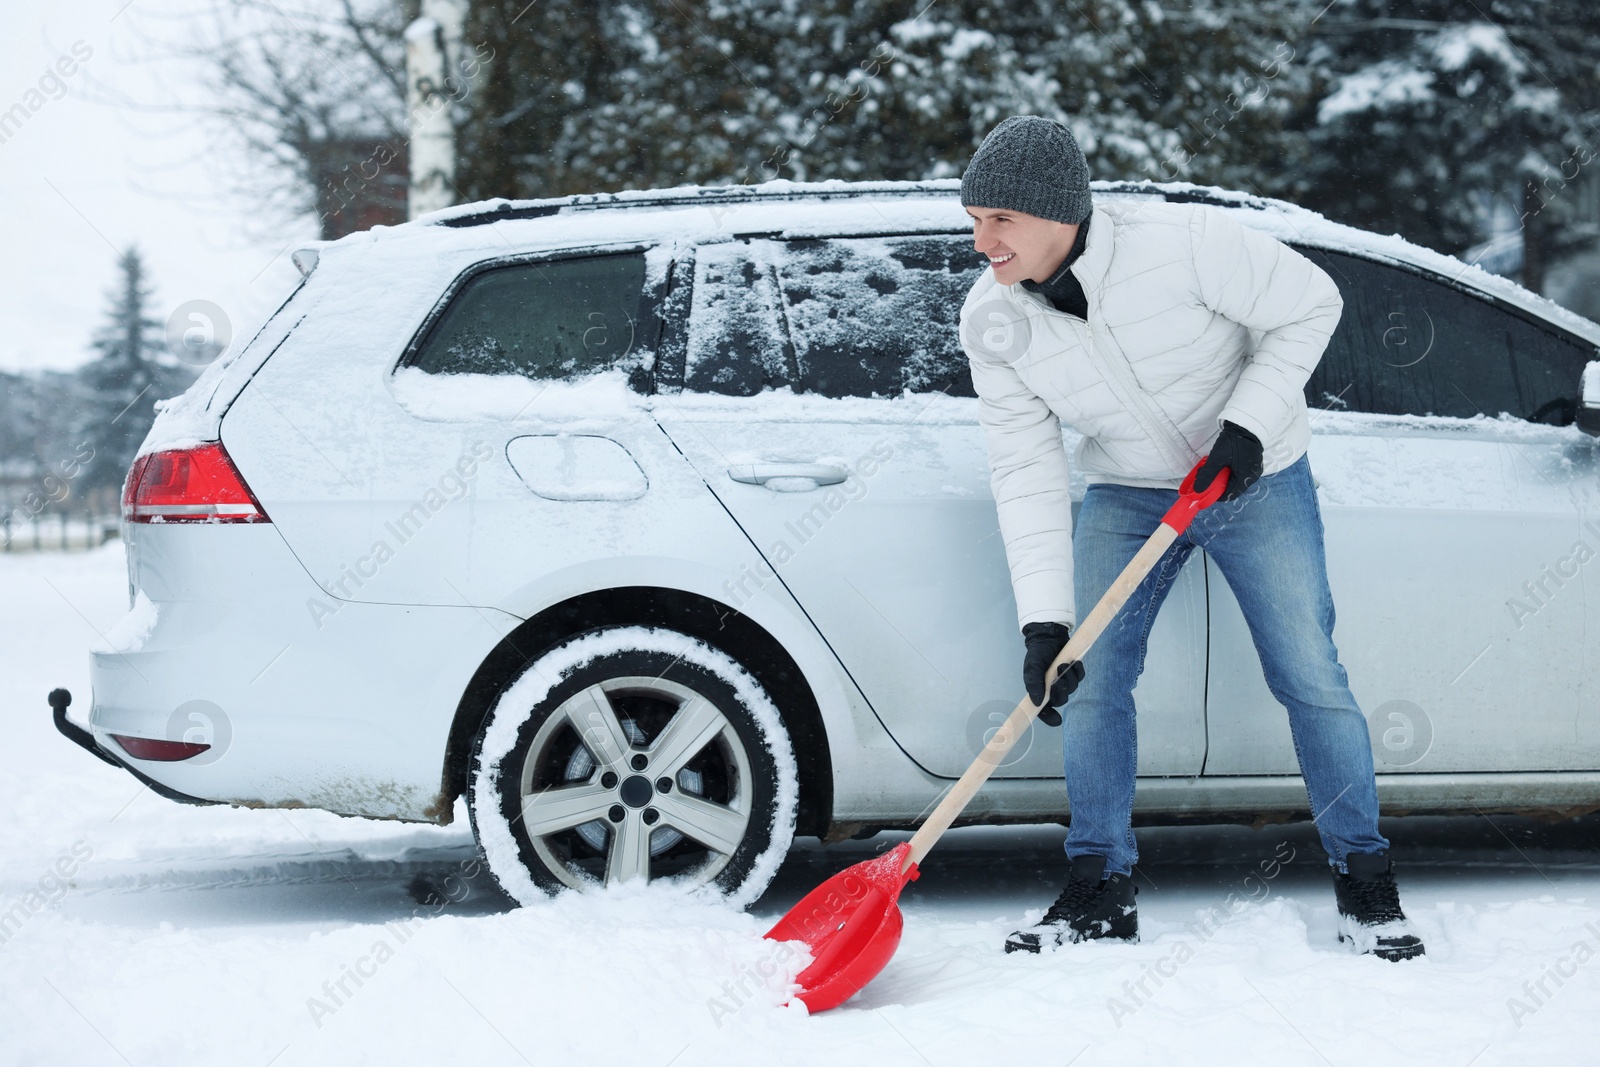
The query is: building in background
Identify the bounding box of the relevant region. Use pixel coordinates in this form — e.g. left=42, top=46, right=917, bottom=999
left=307, top=136, right=410, bottom=240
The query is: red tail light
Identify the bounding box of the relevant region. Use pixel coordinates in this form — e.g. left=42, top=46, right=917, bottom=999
left=122, top=443, right=270, bottom=524
left=110, top=734, right=211, bottom=761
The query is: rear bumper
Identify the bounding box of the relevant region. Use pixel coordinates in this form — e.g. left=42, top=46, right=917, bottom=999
left=88, top=523, right=519, bottom=822
left=50, top=687, right=218, bottom=806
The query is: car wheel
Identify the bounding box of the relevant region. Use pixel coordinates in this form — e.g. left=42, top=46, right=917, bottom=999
left=468, top=625, right=798, bottom=907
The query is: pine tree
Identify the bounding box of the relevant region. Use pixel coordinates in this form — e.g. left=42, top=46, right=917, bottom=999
left=76, top=248, right=192, bottom=494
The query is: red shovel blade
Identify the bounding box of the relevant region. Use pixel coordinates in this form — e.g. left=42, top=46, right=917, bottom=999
left=764, top=842, right=920, bottom=1012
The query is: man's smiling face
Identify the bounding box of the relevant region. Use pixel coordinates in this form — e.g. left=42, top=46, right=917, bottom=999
left=967, top=206, right=1082, bottom=285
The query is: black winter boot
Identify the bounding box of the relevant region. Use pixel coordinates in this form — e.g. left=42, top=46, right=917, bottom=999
left=1333, top=852, right=1425, bottom=962
left=1005, top=855, right=1138, bottom=953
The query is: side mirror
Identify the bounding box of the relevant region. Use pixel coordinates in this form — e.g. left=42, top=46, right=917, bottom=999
left=1582, top=360, right=1600, bottom=435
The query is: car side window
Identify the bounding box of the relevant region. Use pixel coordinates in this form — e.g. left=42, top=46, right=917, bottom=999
left=776, top=236, right=982, bottom=398
left=675, top=235, right=983, bottom=398
left=1296, top=248, right=1593, bottom=424
left=682, top=242, right=797, bottom=396
left=409, top=253, right=646, bottom=380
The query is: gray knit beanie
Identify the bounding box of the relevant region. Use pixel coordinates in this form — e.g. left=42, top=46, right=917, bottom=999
left=961, top=116, right=1092, bottom=224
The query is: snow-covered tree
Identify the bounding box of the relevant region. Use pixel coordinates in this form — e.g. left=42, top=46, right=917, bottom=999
left=168, top=0, right=1600, bottom=300
left=820, top=0, right=1310, bottom=190
left=1294, top=0, right=1600, bottom=291
left=454, top=0, right=1312, bottom=197
left=76, top=249, right=193, bottom=494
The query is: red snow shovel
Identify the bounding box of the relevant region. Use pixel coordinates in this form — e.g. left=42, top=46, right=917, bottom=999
left=765, top=458, right=1230, bottom=1012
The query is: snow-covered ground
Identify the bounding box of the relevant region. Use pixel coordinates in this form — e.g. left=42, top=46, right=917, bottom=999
left=3, top=545, right=1599, bottom=1066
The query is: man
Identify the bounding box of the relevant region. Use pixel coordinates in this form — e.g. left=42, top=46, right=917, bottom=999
left=958, top=115, right=1424, bottom=962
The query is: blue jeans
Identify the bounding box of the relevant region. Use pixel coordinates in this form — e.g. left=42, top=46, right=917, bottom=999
left=1062, top=454, right=1388, bottom=875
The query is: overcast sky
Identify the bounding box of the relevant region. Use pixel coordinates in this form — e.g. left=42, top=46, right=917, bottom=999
left=0, top=0, right=314, bottom=374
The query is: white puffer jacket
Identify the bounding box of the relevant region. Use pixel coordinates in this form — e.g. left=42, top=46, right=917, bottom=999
left=960, top=198, right=1343, bottom=629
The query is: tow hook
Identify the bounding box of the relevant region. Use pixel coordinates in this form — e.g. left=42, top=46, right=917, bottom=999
left=49, top=688, right=120, bottom=767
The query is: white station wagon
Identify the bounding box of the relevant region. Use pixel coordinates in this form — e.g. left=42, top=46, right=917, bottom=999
left=55, top=179, right=1600, bottom=906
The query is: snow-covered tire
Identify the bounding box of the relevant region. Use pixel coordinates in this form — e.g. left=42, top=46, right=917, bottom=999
left=467, top=626, right=798, bottom=908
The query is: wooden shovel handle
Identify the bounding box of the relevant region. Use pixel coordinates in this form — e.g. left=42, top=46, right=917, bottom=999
left=904, top=461, right=1227, bottom=870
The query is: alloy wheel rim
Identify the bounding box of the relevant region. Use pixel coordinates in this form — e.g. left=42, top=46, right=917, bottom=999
left=517, top=676, right=754, bottom=891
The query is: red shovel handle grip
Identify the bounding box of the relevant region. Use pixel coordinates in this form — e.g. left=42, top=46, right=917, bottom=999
left=1161, top=458, right=1229, bottom=535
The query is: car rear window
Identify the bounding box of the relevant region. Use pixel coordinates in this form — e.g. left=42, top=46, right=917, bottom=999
left=409, top=253, right=647, bottom=380
left=678, top=236, right=982, bottom=398
left=1297, top=248, right=1594, bottom=425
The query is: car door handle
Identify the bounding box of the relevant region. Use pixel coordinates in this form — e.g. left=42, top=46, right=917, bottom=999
left=726, top=463, right=849, bottom=487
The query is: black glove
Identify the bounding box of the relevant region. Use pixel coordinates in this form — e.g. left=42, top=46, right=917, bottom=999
left=1021, top=622, right=1086, bottom=727
left=1193, top=421, right=1263, bottom=503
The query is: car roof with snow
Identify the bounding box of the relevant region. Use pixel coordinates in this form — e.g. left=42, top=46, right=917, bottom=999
left=294, top=177, right=1600, bottom=350
left=151, top=177, right=1600, bottom=459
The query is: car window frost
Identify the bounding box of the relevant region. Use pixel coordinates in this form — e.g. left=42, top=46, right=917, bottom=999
left=682, top=236, right=983, bottom=399
left=678, top=235, right=1589, bottom=414
left=778, top=236, right=981, bottom=399
left=684, top=242, right=796, bottom=395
